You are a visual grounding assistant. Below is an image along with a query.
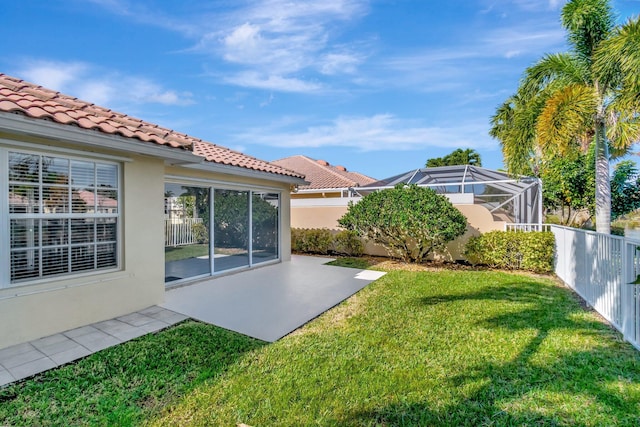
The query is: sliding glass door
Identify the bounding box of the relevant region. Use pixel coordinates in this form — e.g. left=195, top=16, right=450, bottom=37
left=213, top=189, right=249, bottom=273
left=164, top=182, right=280, bottom=283
left=164, top=183, right=210, bottom=283
left=252, top=192, right=279, bottom=264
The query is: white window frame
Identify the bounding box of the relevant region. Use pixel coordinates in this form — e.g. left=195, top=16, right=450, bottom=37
left=2, top=147, right=122, bottom=288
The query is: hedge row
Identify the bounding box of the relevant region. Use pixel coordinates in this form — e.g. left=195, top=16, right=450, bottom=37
left=464, top=230, right=555, bottom=273
left=293, top=228, right=556, bottom=274
left=291, top=228, right=364, bottom=257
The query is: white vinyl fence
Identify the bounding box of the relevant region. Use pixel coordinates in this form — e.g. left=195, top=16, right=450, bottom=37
left=508, top=223, right=640, bottom=351
left=165, top=218, right=203, bottom=247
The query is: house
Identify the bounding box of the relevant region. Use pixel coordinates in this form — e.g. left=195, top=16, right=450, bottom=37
left=277, top=162, right=542, bottom=260
left=271, top=155, right=376, bottom=229
left=0, top=73, right=306, bottom=349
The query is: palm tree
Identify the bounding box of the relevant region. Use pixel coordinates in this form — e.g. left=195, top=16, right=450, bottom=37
left=490, top=0, right=640, bottom=233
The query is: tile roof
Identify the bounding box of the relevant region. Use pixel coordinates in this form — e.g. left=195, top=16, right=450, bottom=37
left=0, top=73, right=303, bottom=179
left=77, top=190, right=118, bottom=209
left=271, top=155, right=377, bottom=190
left=193, top=141, right=303, bottom=178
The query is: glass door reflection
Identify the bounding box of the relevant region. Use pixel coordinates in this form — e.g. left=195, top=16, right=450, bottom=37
left=213, top=189, right=249, bottom=272
left=164, top=183, right=210, bottom=283
left=252, top=192, right=279, bottom=264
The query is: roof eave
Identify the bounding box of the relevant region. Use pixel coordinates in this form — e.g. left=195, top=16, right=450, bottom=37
left=0, top=112, right=204, bottom=166
left=182, top=161, right=308, bottom=185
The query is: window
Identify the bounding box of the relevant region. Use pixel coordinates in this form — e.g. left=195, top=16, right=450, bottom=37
left=252, top=192, right=279, bottom=264
left=163, top=182, right=280, bottom=283
left=213, top=189, right=250, bottom=272
left=7, top=151, right=119, bottom=284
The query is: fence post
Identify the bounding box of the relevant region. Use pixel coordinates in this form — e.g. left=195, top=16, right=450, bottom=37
left=622, top=241, right=636, bottom=343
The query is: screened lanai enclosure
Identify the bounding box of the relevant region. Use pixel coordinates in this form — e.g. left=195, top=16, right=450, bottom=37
left=355, top=165, right=542, bottom=225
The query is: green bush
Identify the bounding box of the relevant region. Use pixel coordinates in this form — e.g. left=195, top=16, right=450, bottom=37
left=291, top=228, right=334, bottom=255
left=339, top=184, right=467, bottom=263
left=191, top=222, right=209, bottom=244
left=464, top=230, right=555, bottom=273
left=332, top=230, right=364, bottom=257
left=291, top=229, right=365, bottom=257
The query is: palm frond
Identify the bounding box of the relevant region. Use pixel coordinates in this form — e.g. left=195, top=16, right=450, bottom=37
left=520, top=53, right=589, bottom=99
left=606, top=108, right=640, bottom=154
left=561, top=0, right=615, bottom=60
left=489, top=96, right=516, bottom=140
left=595, top=16, right=640, bottom=96
left=490, top=94, right=541, bottom=175
left=536, top=84, right=598, bottom=154
left=504, top=95, right=549, bottom=175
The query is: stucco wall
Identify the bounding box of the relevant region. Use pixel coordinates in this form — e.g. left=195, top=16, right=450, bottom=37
left=0, top=138, right=295, bottom=348
left=291, top=206, right=349, bottom=229
left=290, top=203, right=506, bottom=261
left=0, top=151, right=166, bottom=348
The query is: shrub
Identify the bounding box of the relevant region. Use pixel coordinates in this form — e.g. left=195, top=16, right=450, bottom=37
left=464, top=230, right=555, bottom=273
left=191, top=222, right=209, bottom=244
left=291, top=228, right=333, bottom=255
left=338, top=184, right=467, bottom=263
left=332, top=230, right=364, bottom=257
left=291, top=229, right=365, bottom=257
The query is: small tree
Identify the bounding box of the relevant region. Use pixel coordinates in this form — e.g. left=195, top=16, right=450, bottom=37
left=426, top=148, right=482, bottom=167
left=338, top=184, right=467, bottom=263
left=540, top=149, right=595, bottom=226
left=611, top=160, right=640, bottom=220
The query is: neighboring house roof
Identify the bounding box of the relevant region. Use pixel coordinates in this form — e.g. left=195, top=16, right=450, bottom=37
left=0, top=73, right=303, bottom=180
left=76, top=190, right=118, bottom=209
left=272, top=155, right=377, bottom=190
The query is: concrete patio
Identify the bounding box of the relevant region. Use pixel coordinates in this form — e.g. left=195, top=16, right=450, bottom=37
left=162, top=255, right=386, bottom=342
left=0, top=255, right=385, bottom=387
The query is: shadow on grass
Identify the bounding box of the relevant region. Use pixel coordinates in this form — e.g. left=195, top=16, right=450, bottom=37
left=338, top=279, right=640, bottom=426
left=325, top=257, right=374, bottom=269
left=0, top=321, right=266, bottom=426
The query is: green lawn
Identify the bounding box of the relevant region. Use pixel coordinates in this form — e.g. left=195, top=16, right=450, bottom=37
left=164, top=244, right=209, bottom=262
left=1, top=268, right=639, bottom=426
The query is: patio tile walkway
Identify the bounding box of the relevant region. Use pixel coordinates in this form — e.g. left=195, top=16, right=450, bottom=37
left=0, top=307, right=188, bottom=387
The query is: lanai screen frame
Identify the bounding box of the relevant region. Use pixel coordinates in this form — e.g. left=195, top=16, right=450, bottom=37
left=354, top=165, right=542, bottom=225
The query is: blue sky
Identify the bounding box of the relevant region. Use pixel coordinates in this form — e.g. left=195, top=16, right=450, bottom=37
left=1, top=0, right=638, bottom=179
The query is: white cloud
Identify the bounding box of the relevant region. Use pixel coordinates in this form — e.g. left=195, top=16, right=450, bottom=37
left=76, top=80, right=113, bottom=105
left=85, top=0, right=370, bottom=92
left=482, top=27, right=566, bottom=57
left=19, top=61, right=88, bottom=92
left=224, top=71, right=323, bottom=93
left=222, top=23, right=264, bottom=63
left=488, top=0, right=566, bottom=12
left=319, top=52, right=362, bottom=75
left=260, top=93, right=274, bottom=107
left=234, top=114, right=494, bottom=151
left=16, top=60, right=194, bottom=107
left=192, top=0, right=369, bottom=89
left=381, top=19, right=565, bottom=92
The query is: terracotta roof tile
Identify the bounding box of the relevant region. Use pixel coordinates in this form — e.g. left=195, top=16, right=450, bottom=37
left=272, top=155, right=376, bottom=190
left=0, top=73, right=303, bottom=179
left=0, top=99, right=21, bottom=112
left=193, top=141, right=302, bottom=177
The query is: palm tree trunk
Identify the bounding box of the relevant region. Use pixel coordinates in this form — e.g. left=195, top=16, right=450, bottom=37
left=594, top=116, right=611, bottom=234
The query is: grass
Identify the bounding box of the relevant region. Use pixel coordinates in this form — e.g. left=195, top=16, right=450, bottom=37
left=326, top=256, right=374, bottom=269
left=2, top=268, right=640, bottom=426
left=164, top=244, right=209, bottom=262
